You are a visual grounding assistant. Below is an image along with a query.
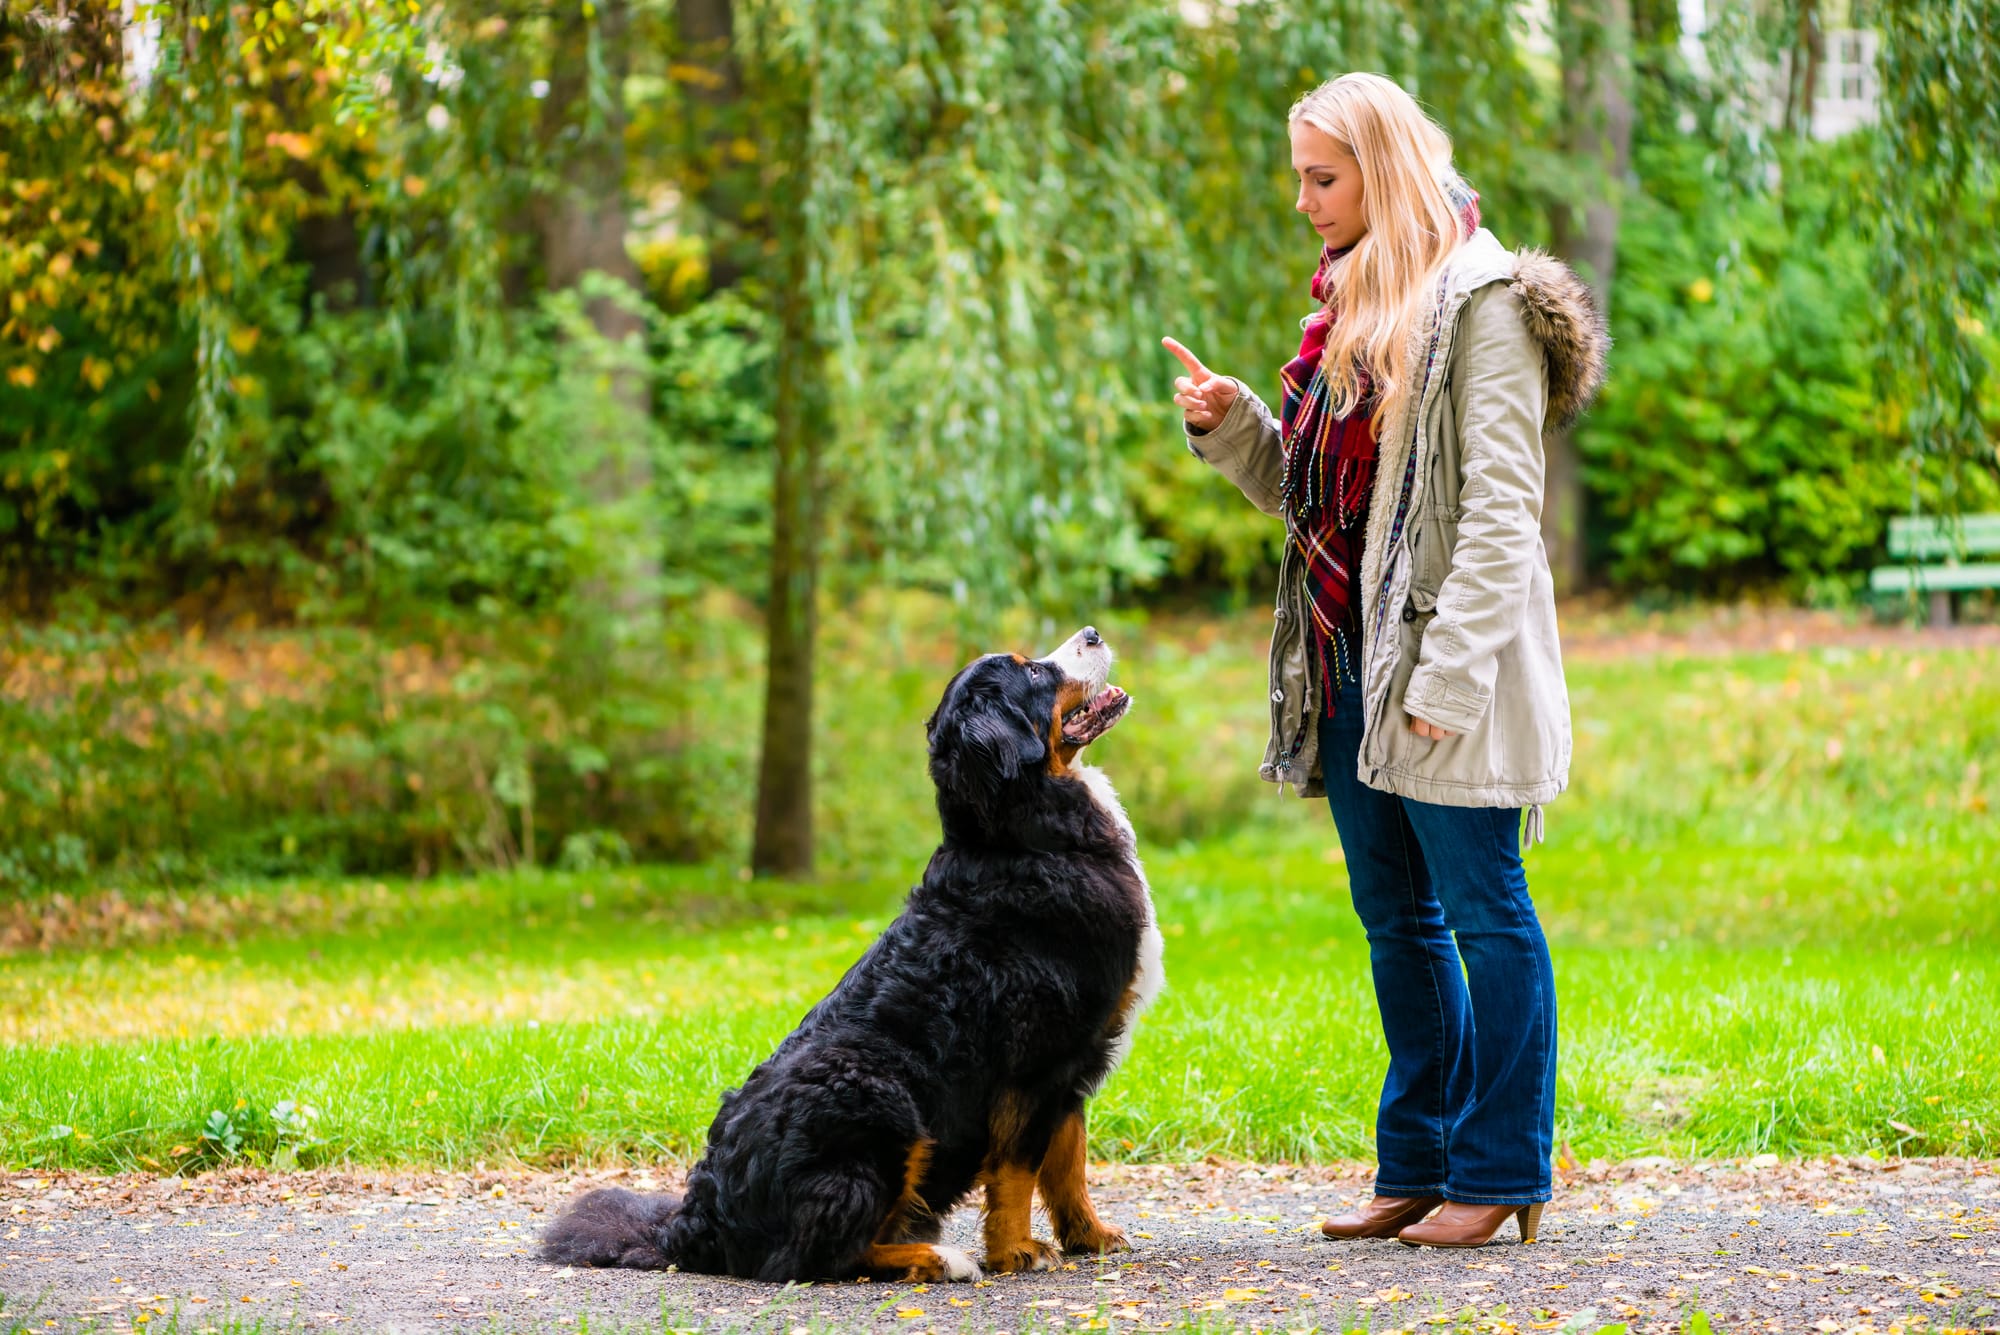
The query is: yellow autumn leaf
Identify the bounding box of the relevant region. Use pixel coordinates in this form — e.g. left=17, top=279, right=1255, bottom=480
left=1222, top=1288, right=1261, bottom=1301
left=667, top=62, right=727, bottom=91
left=895, top=1307, right=924, bottom=1319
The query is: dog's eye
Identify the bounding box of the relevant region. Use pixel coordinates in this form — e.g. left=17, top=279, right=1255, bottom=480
left=1027, top=665, right=1041, bottom=680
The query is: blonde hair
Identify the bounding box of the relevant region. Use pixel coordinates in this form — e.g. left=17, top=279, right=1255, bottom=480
left=1288, top=73, right=1466, bottom=436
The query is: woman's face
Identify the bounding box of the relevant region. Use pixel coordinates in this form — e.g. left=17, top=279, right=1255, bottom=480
left=1291, top=120, right=1366, bottom=251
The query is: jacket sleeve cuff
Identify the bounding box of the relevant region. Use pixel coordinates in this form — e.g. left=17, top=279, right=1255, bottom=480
left=1182, top=382, right=1288, bottom=518
left=1182, top=379, right=1253, bottom=460
left=1404, top=662, right=1493, bottom=734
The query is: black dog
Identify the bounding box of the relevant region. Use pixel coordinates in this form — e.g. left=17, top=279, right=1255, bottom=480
left=539, top=627, right=1162, bottom=1282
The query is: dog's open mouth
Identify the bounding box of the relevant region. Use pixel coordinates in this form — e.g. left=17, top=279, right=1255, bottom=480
left=1061, top=685, right=1130, bottom=746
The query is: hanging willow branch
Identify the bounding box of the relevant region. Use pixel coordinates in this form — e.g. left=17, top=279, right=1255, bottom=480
left=159, top=0, right=253, bottom=484
left=1871, top=0, right=2000, bottom=505
left=733, top=0, right=1543, bottom=615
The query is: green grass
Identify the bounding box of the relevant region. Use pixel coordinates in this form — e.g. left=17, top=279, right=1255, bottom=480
left=1, top=619, right=1996, bottom=1173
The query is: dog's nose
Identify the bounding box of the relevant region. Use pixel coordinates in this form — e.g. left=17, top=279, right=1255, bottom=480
left=1082, top=626, right=1101, bottom=647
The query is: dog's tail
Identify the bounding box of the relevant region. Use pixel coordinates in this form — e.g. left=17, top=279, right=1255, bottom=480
left=538, top=1187, right=683, bottom=1269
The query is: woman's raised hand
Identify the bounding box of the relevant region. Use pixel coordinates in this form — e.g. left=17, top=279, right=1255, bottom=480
left=1163, top=337, right=1240, bottom=432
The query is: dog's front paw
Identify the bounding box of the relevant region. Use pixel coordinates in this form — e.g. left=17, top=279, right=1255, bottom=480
left=984, top=1237, right=1062, bottom=1274
left=1061, top=1222, right=1130, bottom=1256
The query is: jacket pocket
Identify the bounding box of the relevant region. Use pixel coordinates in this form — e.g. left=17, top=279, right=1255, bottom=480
left=1408, top=504, right=1463, bottom=609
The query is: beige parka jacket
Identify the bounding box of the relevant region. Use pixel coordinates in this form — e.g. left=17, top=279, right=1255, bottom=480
left=1186, top=228, right=1609, bottom=844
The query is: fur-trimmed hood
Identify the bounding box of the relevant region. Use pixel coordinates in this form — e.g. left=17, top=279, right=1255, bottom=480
left=1506, top=248, right=1611, bottom=431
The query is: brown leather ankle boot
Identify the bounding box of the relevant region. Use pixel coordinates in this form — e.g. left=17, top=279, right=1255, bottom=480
left=1396, top=1201, right=1545, bottom=1247
left=1317, top=1195, right=1445, bottom=1240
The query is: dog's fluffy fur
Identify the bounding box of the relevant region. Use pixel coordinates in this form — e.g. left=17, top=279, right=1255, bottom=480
left=539, top=629, right=1161, bottom=1283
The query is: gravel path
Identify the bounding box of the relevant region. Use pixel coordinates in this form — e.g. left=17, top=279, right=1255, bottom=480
left=4, top=1158, right=1995, bottom=1333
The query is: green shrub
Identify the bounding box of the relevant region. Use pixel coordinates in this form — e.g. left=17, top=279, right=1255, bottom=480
left=0, top=609, right=763, bottom=891
left=1578, top=131, right=2000, bottom=596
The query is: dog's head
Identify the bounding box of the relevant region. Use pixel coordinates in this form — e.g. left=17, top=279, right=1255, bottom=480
left=925, top=626, right=1131, bottom=819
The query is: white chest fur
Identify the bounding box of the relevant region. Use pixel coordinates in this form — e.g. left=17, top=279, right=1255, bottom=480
left=1073, top=763, right=1166, bottom=1090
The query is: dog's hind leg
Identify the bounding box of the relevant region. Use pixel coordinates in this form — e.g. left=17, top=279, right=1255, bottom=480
left=1038, top=1109, right=1129, bottom=1256
left=874, top=1138, right=944, bottom=1245
left=859, top=1242, right=982, bottom=1283
left=763, top=1160, right=981, bottom=1284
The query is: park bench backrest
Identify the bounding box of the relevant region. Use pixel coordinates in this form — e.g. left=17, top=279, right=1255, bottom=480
left=1886, top=513, right=2000, bottom=561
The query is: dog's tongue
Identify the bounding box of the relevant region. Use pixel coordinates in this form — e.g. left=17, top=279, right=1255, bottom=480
left=1062, top=686, right=1130, bottom=745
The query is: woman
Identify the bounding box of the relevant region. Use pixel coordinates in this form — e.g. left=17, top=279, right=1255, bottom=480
left=1163, top=73, right=1606, bottom=1248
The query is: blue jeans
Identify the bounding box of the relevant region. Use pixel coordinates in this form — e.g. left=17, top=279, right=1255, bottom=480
left=1318, top=672, right=1557, bottom=1204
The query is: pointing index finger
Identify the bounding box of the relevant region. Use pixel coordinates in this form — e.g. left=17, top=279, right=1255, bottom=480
left=1161, top=336, right=1210, bottom=383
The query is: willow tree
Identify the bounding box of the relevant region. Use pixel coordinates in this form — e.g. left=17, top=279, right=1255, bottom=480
left=1547, top=0, right=1633, bottom=592
left=1870, top=0, right=2000, bottom=516
left=709, top=0, right=1204, bottom=875
left=699, top=0, right=1551, bottom=875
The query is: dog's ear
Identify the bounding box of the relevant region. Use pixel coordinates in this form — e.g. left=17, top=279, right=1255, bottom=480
left=930, top=697, right=1048, bottom=808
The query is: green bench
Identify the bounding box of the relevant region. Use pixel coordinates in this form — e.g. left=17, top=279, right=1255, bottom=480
left=1869, top=512, right=2000, bottom=626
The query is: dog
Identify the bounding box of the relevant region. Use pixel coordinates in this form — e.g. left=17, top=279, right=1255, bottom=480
left=538, top=626, right=1163, bottom=1283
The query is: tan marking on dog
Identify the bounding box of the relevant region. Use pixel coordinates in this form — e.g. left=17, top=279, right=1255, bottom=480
left=985, top=1088, right=1032, bottom=1156
left=1046, top=678, right=1091, bottom=776
left=980, top=1159, right=1058, bottom=1273
left=873, top=1137, right=936, bottom=1245
left=1037, top=1109, right=1129, bottom=1256
left=1104, top=981, right=1141, bottom=1038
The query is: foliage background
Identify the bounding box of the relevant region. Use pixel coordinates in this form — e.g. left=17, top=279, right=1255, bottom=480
left=2, top=0, right=1997, bottom=886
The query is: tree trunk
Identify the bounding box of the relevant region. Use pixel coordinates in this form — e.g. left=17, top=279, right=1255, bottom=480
left=678, top=0, right=826, bottom=876
left=1792, top=0, right=1823, bottom=140
left=1547, top=0, right=1633, bottom=594
left=750, top=186, right=826, bottom=878
left=674, top=0, right=758, bottom=291
left=537, top=0, right=660, bottom=622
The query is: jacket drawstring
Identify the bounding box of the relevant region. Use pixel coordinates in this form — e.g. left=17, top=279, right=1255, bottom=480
left=1523, top=803, right=1546, bottom=851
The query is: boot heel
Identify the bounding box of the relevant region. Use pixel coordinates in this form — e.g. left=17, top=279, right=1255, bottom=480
left=1515, top=1203, right=1545, bottom=1243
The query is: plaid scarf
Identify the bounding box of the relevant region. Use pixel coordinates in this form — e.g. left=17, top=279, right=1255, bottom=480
left=1280, top=178, right=1483, bottom=717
